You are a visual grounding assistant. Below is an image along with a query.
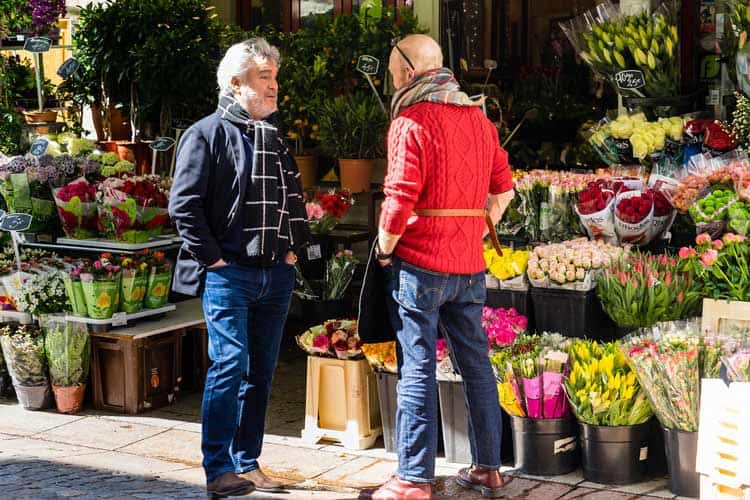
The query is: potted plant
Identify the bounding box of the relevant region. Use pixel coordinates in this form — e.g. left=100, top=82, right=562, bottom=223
left=43, top=316, right=90, bottom=414
left=13, top=269, right=69, bottom=317
left=295, top=250, right=358, bottom=325
left=118, top=253, right=149, bottom=313
left=0, top=0, right=32, bottom=45
left=63, top=266, right=88, bottom=317
left=0, top=324, right=51, bottom=410
left=490, top=333, right=580, bottom=476
left=79, top=254, right=121, bottom=319
left=315, top=91, right=388, bottom=193
left=300, top=189, right=354, bottom=279
left=565, top=339, right=664, bottom=484
left=143, top=250, right=172, bottom=309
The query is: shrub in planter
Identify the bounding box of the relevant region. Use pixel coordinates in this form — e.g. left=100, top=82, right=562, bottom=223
left=0, top=324, right=51, bottom=410
left=43, top=316, right=90, bottom=414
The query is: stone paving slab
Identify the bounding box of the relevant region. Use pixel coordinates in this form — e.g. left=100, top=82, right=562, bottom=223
left=118, top=429, right=203, bottom=466
left=35, top=417, right=167, bottom=451
left=0, top=437, right=99, bottom=460
left=0, top=403, right=86, bottom=436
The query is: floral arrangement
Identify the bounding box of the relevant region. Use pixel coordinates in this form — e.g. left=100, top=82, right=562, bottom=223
left=484, top=245, right=528, bottom=284
left=296, top=319, right=361, bottom=359
left=564, top=339, right=653, bottom=426
left=482, top=306, right=526, bottom=350
left=0, top=324, right=48, bottom=387
left=305, top=190, right=354, bottom=235
left=598, top=252, right=701, bottom=328
left=490, top=333, right=571, bottom=418
left=527, top=238, right=624, bottom=290
left=79, top=253, right=121, bottom=282
left=142, top=250, right=172, bottom=309
left=361, top=341, right=397, bottom=373
left=14, top=270, right=68, bottom=315
left=53, top=178, right=98, bottom=239
left=96, top=176, right=171, bottom=242
left=295, top=250, right=358, bottom=301
left=118, top=253, right=149, bottom=313
left=679, top=232, right=750, bottom=302
left=30, top=0, right=66, bottom=36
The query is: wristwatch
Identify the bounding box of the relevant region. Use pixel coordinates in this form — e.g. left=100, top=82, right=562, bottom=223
left=375, top=242, right=393, bottom=261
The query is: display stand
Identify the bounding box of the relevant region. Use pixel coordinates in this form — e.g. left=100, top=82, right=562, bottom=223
left=15, top=234, right=181, bottom=255
left=65, top=304, right=176, bottom=333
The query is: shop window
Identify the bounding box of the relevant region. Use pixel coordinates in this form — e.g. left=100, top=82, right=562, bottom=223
left=300, top=0, right=336, bottom=27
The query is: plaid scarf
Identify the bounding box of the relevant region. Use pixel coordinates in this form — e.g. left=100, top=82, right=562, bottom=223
left=217, top=93, right=309, bottom=260
left=390, top=67, right=484, bottom=119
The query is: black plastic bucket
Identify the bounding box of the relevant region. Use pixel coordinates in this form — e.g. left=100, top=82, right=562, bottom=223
left=376, top=371, right=398, bottom=453
left=511, top=415, right=579, bottom=475
left=580, top=419, right=665, bottom=484
left=664, top=428, right=699, bottom=498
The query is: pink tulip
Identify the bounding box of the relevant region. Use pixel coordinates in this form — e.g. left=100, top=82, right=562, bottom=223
left=713, top=240, right=724, bottom=250
left=700, top=249, right=718, bottom=267
left=696, top=233, right=711, bottom=245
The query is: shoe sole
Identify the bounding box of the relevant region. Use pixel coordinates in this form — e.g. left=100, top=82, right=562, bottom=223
left=206, top=483, right=255, bottom=498
left=455, top=476, right=511, bottom=498
left=254, top=486, right=286, bottom=493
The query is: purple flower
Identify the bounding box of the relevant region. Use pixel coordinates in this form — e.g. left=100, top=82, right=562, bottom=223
left=30, top=0, right=66, bottom=34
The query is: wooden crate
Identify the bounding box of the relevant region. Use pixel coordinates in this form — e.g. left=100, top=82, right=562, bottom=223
left=702, top=298, right=750, bottom=334
left=301, top=356, right=382, bottom=450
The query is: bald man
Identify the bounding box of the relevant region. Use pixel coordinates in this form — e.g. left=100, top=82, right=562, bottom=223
left=371, top=35, right=515, bottom=500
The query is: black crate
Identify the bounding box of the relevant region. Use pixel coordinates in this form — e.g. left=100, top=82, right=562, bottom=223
left=530, top=287, right=615, bottom=340
left=485, top=288, right=534, bottom=331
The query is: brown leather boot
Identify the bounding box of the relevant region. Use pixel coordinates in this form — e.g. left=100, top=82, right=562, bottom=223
left=371, top=476, right=432, bottom=500
left=455, top=466, right=513, bottom=498
left=239, top=468, right=286, bottom=492
left=206, top=471, right=254, bottom=498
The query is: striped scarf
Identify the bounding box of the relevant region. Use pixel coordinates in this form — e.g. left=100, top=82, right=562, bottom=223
left=217, top=93, right=309, bottom=260
left=390, top=67, right=484, bottom=119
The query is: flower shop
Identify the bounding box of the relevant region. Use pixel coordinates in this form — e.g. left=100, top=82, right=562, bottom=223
left=1, top=0, right=750, bottom=498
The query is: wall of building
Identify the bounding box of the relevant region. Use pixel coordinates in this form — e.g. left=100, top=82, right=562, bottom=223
left=414, top=1, right=440, bottom=42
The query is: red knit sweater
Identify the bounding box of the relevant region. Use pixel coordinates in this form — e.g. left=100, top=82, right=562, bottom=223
left=379, top=101, right=514, bottom=274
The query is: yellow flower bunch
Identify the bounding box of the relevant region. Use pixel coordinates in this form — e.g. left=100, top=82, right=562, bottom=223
left=484, top=246, right=529, bottom=281
left=564, top=340, right=653, bottom=426
left=361, top=342, right=397, bottom=374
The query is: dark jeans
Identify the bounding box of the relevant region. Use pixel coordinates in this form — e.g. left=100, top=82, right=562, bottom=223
left=384, top=256, right=502, bottom=482
left=200, top=262, right=295, bottom=482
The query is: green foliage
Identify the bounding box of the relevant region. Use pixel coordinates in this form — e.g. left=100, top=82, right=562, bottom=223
left=315, top=92, right=388, bottom=160
left=0, top=0, right=32, bottom=34
left=44, top=322, right=90, bottom=387
left=0, top=108, right=23, bottom=156
left=0, top=55, right=54, bottom=108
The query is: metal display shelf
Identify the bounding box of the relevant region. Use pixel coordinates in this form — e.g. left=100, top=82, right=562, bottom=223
left=65, top=304, right=177, bottom=332
left=0, top=310, right=34, bottom=324
left=16, top=234, right=181, bottom=254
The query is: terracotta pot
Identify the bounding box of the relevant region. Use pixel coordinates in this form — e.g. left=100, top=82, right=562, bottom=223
left=339, top=159, right=372, bottom=193
left=22, top=110, right=58, bottom=124
left=98, top=140, right=151, bottom=174
left=90, top=102, right=132, bottom=141
left=52, top=384, right=86, bottom=414
left=294, top=155, right=317, bottom=190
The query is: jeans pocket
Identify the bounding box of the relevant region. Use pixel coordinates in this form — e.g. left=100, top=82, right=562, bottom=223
left=467, top=272, right=487, bottom=304
left=397, top=263, right=446, bottom=311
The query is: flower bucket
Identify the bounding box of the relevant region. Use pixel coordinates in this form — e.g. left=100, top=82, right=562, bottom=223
left=14, top=383, right=52, bottom=410
left=664, top=428, right=699, bottom=498
left=52, top=384, right=86, bottom=414
left=511, top=415, right=580, bottom=476
left=120, top=271, right=147, bottom=313
left=64, top=277, right=88, bottom=317
left=295, top=155, right=317, bottom=190
left=145, top=269, right=171, bottom=309
left=81, top=279, right=120, bottom=319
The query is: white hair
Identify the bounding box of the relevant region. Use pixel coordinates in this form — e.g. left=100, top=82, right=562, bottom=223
left=216, top=38, right=281, bottom=96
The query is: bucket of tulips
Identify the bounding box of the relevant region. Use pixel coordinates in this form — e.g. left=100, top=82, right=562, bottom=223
left=565, top=339, right=665, bottom=484
left=490, top=333, right=580, bottom=475
left=576, top=180, right=617, bottom=244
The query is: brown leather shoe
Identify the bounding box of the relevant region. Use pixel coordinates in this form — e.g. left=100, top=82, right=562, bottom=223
left=206, top=471, right=254, bottom=498
left=455, top=466, right=513, bottom=498
left=371, top=476, right=432, bottom=500
left=239, top=468, right=286, bottom=492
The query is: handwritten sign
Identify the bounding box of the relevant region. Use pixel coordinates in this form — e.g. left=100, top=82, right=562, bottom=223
left=0, top=214, right=33, bottom=232
left=57, top=58, right=81, bottom=79
left=614, top=70, right=646, bottom=90
left=149, top=137, right=176, bottom=152
left=483, top=59, right=498, bottom=70
left=356, top=55, right=380, bottom=76
left=23, top=37, right=52, bottom=53
left=29, top=138, right=49, bottom=157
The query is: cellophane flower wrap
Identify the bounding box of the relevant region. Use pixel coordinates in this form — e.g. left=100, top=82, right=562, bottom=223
left=296, top=319, right=361, bottom=359
left=97, top=176, right=170, bottom=243
left=78, top=254, right=121, bottom=319
left=323, top=250, right=358, bottom=301
left=42, top=316, right=90, bottom=387
left=723, top=347, right=750, bottom=382
left=0, top=324, right=48, bottom=387
left=143, top=250, right=172, bottom=309
left=53, top=178, right=98, bottom=239
left=118, top=253, right=149, bottom=313
left=564, top=339, right=653, bottom=426
left=597, top=252, right=701, bottom=328
left=305, top=190, right=354, bottom=235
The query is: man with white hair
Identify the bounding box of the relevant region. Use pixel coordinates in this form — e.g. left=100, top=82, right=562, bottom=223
left=371, top=34, right=515, bottom=499
left=170, top=38, right=310, bottom=498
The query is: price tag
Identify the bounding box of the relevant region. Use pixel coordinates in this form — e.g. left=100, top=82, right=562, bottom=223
left=29, top=138, right=49, bottom=157
left=306, top=244, right=322, bottom=260
left=614, top=70, right=646, bottom=90
left=57, top=58, right=81, bottom=79
left=0, top=213, right=33, bottom=232
left=23, top=37, right=52, bottom=53
left=150, top=137, right=176, bottom=151
left=111, top=312, right=128, bottom=327
left=356, top=55, right=380, bottom=76
left=639, top=446, right=649, bottom=461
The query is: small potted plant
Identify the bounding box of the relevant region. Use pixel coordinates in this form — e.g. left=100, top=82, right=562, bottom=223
left=0, top=324, right=51, bottom=410
left=315, top=91, right=388, bottom=193
left=118, top=253, right=149, bottom=313
left=64, top=266, right=89, bottom=317
left=14, top=269, right=69, bottom=316
left=79, top=253, right=121, bottom=319
left=143, top=250, right=172, bottom=309
left=43, top=316, right=90, bottom=414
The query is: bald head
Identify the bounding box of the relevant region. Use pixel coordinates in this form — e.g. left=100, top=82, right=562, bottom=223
left=388, top=34, right=444, bottom=89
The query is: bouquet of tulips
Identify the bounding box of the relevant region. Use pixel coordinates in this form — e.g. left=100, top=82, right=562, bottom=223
left=597, top=252, right=701, bottom=328
left=483, top=245, right=529, bottom=287
left=679, top=232, right=750, bottom=302
left=564, top=339, right=653, bottom=426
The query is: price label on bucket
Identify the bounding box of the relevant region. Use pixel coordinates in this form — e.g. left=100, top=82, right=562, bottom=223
left=614, top=70, right=646, bottom=90
left=306, top=244, right=322, bottom=260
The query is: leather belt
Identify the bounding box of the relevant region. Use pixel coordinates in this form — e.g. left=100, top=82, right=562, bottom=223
left=412, top=209, right=503, bottom=256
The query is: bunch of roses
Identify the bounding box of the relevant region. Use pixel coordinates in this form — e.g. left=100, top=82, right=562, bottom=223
left=57, top=179, right=96, bottom=203
left=108, top=176, right=168, bottom=208
left=317, top=190, right=353, bottom=218
left=578, top=180, right=614, bottom=215
left=616, top=192, right=653, bottom=224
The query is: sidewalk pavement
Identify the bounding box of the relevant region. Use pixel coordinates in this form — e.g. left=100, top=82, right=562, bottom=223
left=0, top=352, right=683, bottom=500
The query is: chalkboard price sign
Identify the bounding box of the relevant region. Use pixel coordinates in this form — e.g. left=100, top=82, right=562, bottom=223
left=1, top=214, right=33, bottom=232
left=57, top=58, right=81, bottom=79
left=356, top=55, right=380, bottom=76
left=150, top=137, right=176, bottom=152
left=23, top=37, right=52, bottom=53
left=29, top=138, right=49, bottom=157
left=614, top=70, right=646, bottom=90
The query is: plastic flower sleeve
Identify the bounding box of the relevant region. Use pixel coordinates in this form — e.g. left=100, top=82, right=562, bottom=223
left=0, top=325, right=49, bottom=387
left=42, top=316, right=90, bottom=387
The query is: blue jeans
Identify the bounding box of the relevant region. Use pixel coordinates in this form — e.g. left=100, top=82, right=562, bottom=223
left=384, top=256, right=502, bottom=483
left=200, top=262, right=295, bottom=482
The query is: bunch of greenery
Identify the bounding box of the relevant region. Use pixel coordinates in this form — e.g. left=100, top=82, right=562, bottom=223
left=44, top=320, right=90, bottom=387
left=315, top=92, right=388, bottom=160
left=0, top=0, right=32, bottom=35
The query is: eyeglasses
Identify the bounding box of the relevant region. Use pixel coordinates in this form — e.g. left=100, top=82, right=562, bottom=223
left=391, top=37, right=415, bottom=71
